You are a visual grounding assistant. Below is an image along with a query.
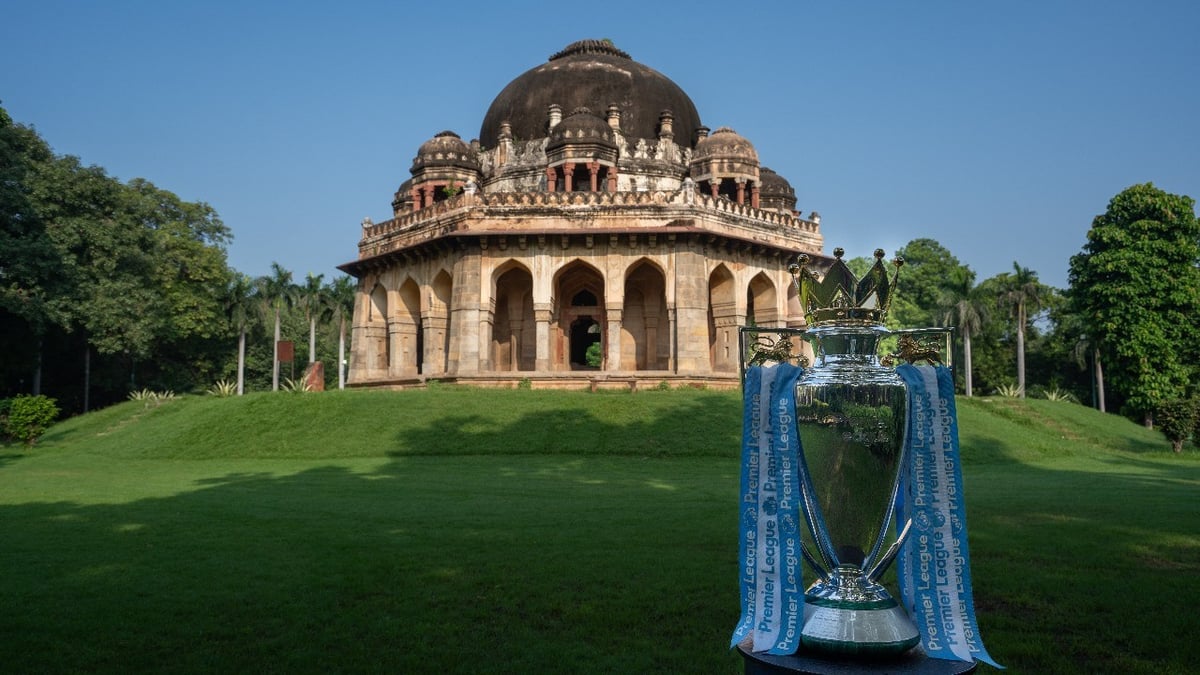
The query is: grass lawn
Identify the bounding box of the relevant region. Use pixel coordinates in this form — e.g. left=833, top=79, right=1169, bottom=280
left=1, top=388, right=1197, bottom=673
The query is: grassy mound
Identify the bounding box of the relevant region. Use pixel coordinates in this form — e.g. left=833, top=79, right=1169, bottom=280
left=2, top=389, right=1196, bottom=673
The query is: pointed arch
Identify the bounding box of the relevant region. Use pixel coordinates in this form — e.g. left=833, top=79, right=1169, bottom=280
left=623, top=258, right=669, bottom=370
left=427, top=269, right=453, bottom=374
left=708, top=264, right=738, bottom=372
left=493, top=263, right=535, bottom=372
left=553, top=259, right=606, bottom=370
left=747, top=272, right=779, bottom=327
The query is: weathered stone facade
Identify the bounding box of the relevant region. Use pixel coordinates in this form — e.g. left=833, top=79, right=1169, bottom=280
left=339, top=40, right=827, bottom=389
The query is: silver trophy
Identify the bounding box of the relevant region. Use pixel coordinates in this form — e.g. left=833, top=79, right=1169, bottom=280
left=785, top=249, right=943, bottom=657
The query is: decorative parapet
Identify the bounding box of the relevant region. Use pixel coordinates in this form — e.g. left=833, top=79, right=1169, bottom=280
left=356, top=188, right=821, bottom=259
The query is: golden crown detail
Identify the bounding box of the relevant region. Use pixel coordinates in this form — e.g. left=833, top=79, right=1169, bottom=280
left=789, top=248, right=904, bottom=327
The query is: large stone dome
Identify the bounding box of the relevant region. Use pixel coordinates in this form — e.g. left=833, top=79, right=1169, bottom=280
left=479, top=39, right=703, bottom=150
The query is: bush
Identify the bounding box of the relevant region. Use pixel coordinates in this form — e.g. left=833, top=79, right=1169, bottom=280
left=1157, top=399, right=1197, bottom=453
left=585, top=342, right=602, bottom=367
left=4, top=395, right=61, bottom=446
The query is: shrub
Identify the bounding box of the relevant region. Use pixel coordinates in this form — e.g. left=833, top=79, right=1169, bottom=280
left=4, top=394, right=60, bottom=446
left=585, top=342, right=602, bottom=368
left=207, top=380, right=237, bottom=397
left=129, top=389, right=176, bottom=407
left=1157, top=399, right=1197, bottom=453
left=994, top=383, right=1022, bottom=398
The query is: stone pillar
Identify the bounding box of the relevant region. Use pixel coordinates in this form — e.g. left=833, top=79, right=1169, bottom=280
left=673, top=250, right=711, bottom=374
left=410, top=187, right=421, bottom=212
left=423, top=310, right=449, bottom=375
left=387, top=317, right=418, bottom=377
left=710, top=178, right=721, bottom=199
left=607, top=166, right=618, bottom=192
left=563, top=162, right=576, bottom=192
left=448, top=252, right=483, bottom=374
left=605, top=306, right=623, bottom=371
left=534, top=304, right=552, bottom=371
left=588, top=161, right=600, bottom=192
left=548, top=103, right=562, bottom=130
left=750, top=184, right=760, bottom=209
left=736, top=178, right=746, bottom=205
left=546, top=166, right=557, bottom=193
left=645, top=316, right=659, bottom=370
left=508, top=320, right=523, bottom=371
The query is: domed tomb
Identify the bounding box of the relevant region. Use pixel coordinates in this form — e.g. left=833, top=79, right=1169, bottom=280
left=479, top=39, right=702, bottom=149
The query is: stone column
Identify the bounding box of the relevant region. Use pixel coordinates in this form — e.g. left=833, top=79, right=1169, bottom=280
left=588, top=161, right=600, bottom=192
left=673, top=250, right=711, bottom=374
left=563, top=162, right=576, bottom=192
left=534, top=304, right=552, bottom=371
left=644, top=316, right=659, bottom=370
left=448, top=251, right=483, bottom=374
left=605, top=305, right=623, bottom=371
left=736, top=178, right=746, bottom=205
left=546, top=166, right=557, bottom=193
left=387, top=317, right=418, bottom=377
left=750, top=184, right=760, bottom=209
left=709, top=178, right=721, bottom=199
left=410, top=187, right=421, bottom=212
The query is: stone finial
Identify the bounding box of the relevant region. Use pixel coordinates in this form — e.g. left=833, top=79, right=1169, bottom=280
left=810, top=211, right=821, bottom=224
left=695, top=125, right=710, bottom=145
left=658, top=109, right=674, bottom=140
left=499, top=121, right=513, bottom=140
left=606, top=103, right=621, bottom=131
left=548, top=104, right=563, bottom=130
left=361, top=216, right=374, bottom=229
left=463, top=181, right=477, bottom=196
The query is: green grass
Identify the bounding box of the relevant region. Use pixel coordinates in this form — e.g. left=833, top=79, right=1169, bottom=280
left=1, top=388, right=1197, bottom=673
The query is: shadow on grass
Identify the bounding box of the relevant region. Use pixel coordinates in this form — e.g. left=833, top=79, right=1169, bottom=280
left=0, top=399, right=747, bottom=674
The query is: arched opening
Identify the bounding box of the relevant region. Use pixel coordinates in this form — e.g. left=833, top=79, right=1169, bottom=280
left=747, top=272, right=778, bottom=327
left=493, top=265, right=535, bottom=372
left=623, top=260, right=669, bottom=370
left=554, top=261, right=606, bottom=371
left=708, top=265, right=738, bottom=372
left=396, top=278, right=421, bottom=376
left=429, top=270, right=453, bottom=375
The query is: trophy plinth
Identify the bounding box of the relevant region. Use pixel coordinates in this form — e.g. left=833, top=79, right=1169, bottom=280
left=800, top=569, right=919, bottom=656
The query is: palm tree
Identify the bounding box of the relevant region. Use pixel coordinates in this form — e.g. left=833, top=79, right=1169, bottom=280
left=327, top=276, right=356, bottom=390
left=255, top=262, right=296, bottom=392
left=224, top=273, right=256, bottom=395
left=297, top=272, right=330, bottom=365
left=938, top=266, right=985, bottom=397
left=1001, top=262, right=1043, bottom=398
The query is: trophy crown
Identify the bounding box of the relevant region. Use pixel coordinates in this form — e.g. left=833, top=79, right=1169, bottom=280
left=790, top=248, right=903, bottom=327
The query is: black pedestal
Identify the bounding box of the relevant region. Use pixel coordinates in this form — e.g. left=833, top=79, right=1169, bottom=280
left=738, top=643, right=978, bottom=675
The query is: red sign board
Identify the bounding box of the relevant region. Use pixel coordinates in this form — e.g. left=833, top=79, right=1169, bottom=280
left=276, top=340, right=294, bottom=362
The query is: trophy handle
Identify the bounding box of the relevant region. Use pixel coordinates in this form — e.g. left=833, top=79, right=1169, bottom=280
left=800, top=541, right=830, bottom=582
left=866, top=517, right=913, bottom=583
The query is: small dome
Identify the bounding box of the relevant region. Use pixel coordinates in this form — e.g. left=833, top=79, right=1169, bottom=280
left=758, top=167, right=797, bottom=211
left=693, top=127, right=758, bottom=163
left=412, top=131, right=479, bottom=172
left=547, top=107, right=616, bottom=151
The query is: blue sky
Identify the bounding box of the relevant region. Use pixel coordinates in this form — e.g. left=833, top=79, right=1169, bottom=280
left=4, top=1, right=1197, bottom=290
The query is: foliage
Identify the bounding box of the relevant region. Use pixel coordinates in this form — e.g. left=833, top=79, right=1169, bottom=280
left=207, top=380, right=237, bottom=397
left=890, top=239, right=969, bottom=329
left=1031, top=385, right=1079, bottom=403
left=1156, top=398, right=1196, bottom=453
left=128, top=389, right=176, bottom=407
left=585, top=341, right=602, bottom=367
left=280, top=377, right=312, bottom=393
left=2, top=394, right=60, bottom=445
left=1068, top=183, right=1200, bottom=425
left=995, top=382, right=1022, bottom=398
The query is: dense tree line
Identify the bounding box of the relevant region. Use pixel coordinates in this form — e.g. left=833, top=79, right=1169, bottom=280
left=1, top=105, right=353, bottom=413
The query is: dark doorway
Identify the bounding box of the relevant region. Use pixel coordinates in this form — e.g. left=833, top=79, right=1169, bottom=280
left=570, top=316, right=601, bottom=368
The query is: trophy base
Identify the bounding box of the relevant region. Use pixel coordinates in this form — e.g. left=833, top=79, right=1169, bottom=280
left=799, top=572, right=920, bottom=658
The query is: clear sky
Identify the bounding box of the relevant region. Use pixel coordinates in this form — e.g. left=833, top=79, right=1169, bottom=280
left=4, top=1, right=1197, bottom=290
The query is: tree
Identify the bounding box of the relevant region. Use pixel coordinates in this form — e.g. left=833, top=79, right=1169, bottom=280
left=1068, top=183, right=1200, bottom=427
left=224, top=273, right=256, bottom=395
left=938, top=266, right=985, bottom=397
left=1000, top=262, right=1044, bottom=398
left=255, top=263, right=296, bottom=392
left=891, top=239, right=968, bottom=329
left=1156, top=399, right=1196, bottom=453
left=326, top=275, right=356, bottom=390
left=297, top=273, right=330, bottom=365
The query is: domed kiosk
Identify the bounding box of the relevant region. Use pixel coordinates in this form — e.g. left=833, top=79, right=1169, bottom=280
left=340, top=40, right=826, bottom=389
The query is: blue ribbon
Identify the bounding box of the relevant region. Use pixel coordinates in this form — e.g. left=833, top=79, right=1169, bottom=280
left=731, top=363, right=805, bottom=654
left=895, top=365, right=1002, bottom=668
